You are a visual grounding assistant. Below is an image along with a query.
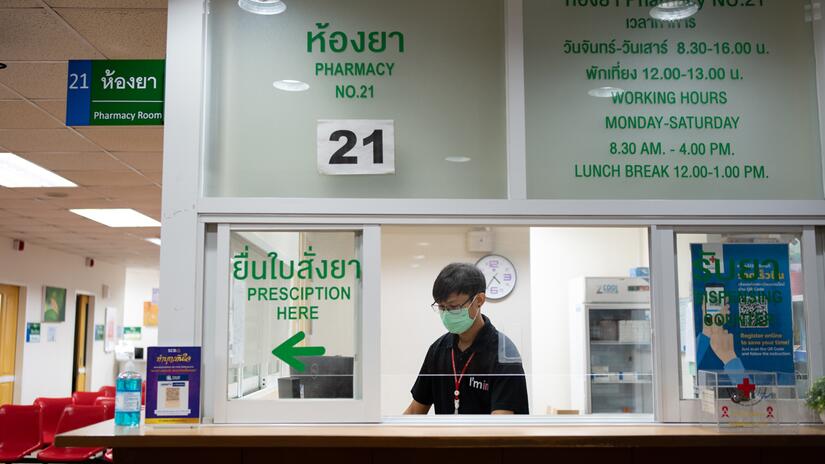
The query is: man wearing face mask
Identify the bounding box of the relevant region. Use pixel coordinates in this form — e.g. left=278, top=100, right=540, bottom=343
left=404, top=263, right=529, bottom=415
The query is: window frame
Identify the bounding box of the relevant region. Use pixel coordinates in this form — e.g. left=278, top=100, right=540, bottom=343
left=161, top=0, right=825, bottom=424
left=651, top=226, right=825, bottom=423
left=206, top=223, right=381, bottom=424
left=196, top=220, right=825, bottom=424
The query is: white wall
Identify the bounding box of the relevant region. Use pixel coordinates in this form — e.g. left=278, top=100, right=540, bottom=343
left=676, top=234, right=708, bottom=398
left=122, top=268, right=161, bottom=350
left=381, top=226, right=532, bottom=416
left=529, top=228, right=648, bottom=415
left=0, top=237, right=126, bottom=404
left=677, top=234, right=708, bottom=297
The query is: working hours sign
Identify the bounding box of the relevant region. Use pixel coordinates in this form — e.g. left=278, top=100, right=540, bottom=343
left=66, top=59, right=165, bottom=126
left=691, top=243, right=795, bottom=385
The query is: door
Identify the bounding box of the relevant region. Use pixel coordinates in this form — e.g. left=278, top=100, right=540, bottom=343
left=0, top=284, right=20, bottom=405
left=73, top=294, right=90, bottom=392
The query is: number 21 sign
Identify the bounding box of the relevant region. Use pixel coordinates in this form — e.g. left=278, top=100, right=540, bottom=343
left=317, top=120, right=395, bottom=175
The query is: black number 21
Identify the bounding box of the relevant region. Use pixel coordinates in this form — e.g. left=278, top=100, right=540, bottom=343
left=329, top=129, right=383, bottom=165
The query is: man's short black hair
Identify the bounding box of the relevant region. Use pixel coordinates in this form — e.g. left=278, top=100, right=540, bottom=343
left=432, top=263, right=486, bottom=303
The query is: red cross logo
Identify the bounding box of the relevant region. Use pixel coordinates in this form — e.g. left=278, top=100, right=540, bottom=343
left=737, top=378, right=756, bottom=401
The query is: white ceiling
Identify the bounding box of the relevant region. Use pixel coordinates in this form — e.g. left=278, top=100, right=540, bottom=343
left=0, top=0, right=167, bottom=267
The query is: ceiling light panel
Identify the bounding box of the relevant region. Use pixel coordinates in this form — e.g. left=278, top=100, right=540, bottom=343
left=70, top=208, right=161, bottom=228
left=0, top=152, right=78, bottom=188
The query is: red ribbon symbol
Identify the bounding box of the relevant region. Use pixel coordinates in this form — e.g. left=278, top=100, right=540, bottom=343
left=721, top=406, right=729, bottom=418
left=766, top=406, right=774, bottom=418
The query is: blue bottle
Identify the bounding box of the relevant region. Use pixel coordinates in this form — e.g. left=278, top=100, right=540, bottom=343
left=115, top=362, right=142, bottom=427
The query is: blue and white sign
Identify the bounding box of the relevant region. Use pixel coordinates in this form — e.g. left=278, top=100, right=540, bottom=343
left=691, top=243, right=795, bottom=385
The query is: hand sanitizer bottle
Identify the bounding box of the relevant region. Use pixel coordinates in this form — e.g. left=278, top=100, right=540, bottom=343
left=115, top=362, right=142, bottom=427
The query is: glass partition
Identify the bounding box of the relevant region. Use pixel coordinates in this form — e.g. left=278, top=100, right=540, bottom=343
left=203, top=0, right=507, bottom=199
left=380, top=225, right=652, bottom=417
left=228, top=230, right=361, bottom=402
left=523, top=0, right=823, bottom=199
left=675, top=232, right=809, bottom=403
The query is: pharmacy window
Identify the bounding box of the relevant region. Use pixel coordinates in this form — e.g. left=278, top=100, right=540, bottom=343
left=212, top=226, right=380, bottom=423
left=674, top=232, right=810, bottom=408
left=380, top=226, right=652, bottom=417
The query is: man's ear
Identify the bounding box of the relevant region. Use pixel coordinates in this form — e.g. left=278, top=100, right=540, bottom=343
left=476, top=293, right=486, bottom=308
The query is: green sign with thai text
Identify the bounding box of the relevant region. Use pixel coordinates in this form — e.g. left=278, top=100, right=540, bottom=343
left=204, top=0, right=507, bottom=199
left=67, top=59, right=165, bottom=126
left=525, top=0, right=823, bottom=199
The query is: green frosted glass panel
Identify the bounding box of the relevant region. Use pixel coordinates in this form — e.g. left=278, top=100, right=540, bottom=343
left=204, top=0, right=507, bottom=198
left=525, top=0, right=823, bottom=199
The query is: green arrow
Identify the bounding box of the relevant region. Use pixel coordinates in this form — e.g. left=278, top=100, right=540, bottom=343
left=271, top=331, right=326, bottom=372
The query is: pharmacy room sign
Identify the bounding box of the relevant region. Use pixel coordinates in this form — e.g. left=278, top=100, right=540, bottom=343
left=66, top=59, right=165, bottom=126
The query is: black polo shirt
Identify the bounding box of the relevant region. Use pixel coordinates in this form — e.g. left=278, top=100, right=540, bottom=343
left=410, top=315, right=529, bottom=414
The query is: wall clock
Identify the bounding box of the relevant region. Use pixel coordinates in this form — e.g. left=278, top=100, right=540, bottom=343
left=475, top=254, right=516, bottom=300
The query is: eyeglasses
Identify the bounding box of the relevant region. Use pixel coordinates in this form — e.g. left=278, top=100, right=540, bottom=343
left=430, top=295, right=476, bottom=313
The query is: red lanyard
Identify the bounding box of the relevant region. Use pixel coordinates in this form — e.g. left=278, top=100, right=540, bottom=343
left=450, top=348, right=476, bottom=414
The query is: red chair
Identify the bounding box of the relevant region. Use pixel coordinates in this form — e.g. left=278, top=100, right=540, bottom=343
left=94, top=397, right=115, bottom=420
left=72, top=391, right=101, bottom=406
left=0, top=404, right=42, bottom=462
left=33, top=397, right=73, bottom=445
left=98, top=386, right=116, bottom=398
left=37, top=405, right=106, bottom=462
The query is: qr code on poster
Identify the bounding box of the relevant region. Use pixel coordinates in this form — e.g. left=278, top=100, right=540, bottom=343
left=739, top=301, right=769, bottom=328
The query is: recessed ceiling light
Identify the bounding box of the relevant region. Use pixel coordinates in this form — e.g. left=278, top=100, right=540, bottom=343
left=417, top=242, right=430, bottom=247
left=273, top=80, right=310, bottom=92
left=70, top=209, right=161, bottom=228
left=413, top=255, right=426, bottom=260
left=146, top=238, right=161, bottom=246
left=650, top=1, right=699, bottom=21
left=588, top=86, right=625, bottom=98
left=238, top=0, right=286, bottom=15
left=445, top=156, right=471, bottom=163
left=0, top=153, right=77, bottom=188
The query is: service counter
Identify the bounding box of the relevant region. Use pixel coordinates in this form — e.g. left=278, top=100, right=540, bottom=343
left=58, top=421, right=825, bottom=464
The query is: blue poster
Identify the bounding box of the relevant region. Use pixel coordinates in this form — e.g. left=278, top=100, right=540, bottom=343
left=691, top=243, right=794, bottom=385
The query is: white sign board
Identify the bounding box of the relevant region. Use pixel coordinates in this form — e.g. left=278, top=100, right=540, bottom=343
left=317, top=119, right=395, bottom=175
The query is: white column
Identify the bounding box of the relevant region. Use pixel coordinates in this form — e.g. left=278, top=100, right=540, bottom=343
left=159, top=0, right=206, bottom=345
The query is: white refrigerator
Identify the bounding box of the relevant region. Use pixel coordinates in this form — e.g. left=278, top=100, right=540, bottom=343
left=569, top=277, right=653, bottom=414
